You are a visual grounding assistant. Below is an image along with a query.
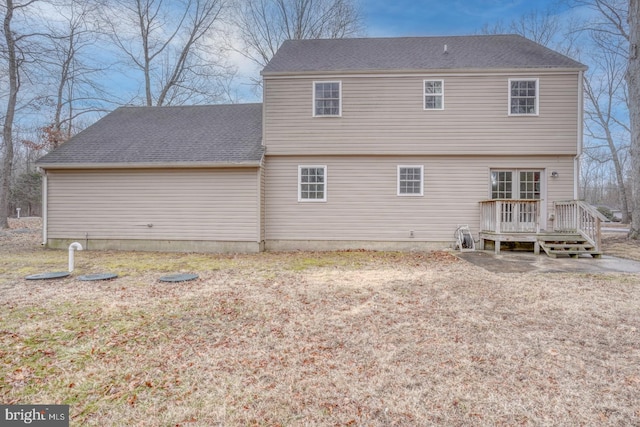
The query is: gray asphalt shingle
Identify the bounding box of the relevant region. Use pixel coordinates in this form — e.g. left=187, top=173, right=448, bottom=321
left=262, top=35, right=586, bottom=74
left=37, top=103, right=264, bottom=166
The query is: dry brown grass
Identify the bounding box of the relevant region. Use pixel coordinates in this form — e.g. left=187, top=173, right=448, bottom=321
left=1, top=218, right=639, bottom=426
left=602, top=230, right=640, bottom=262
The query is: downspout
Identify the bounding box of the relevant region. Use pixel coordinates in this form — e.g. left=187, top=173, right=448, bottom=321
left=41, top=168, right=48, bottom=245
left=256, top=160, right=263, bottom=251
left=261, top=78, right=267, bottom=251
left=575, top=70, right=585, bottom=200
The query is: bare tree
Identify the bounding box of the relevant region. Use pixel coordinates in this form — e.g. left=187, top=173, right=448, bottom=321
left=580, top=149, right=625, bottom=206
left=511, top=9, right=561, bottom=46
left=1, top=0, right=41, bottom=228
left=42, top=0, right=110, bottom=143
left=583, top=30, right=631, bottom=222
left=628, top=0, right=640, bottom=238
left=232, top=0, right=362, bottom=71
left=104, top=0, right=233, bottom=106
left=479, top=6, right=579, bottom=54
left=480, top=8, right=561, bottom=46
left=572, top=0, right=640, bottom=237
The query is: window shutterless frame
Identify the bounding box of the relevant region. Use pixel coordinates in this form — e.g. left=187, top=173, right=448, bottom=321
left=397, top=165, right=424, bottom=196
left=298, top=165, right=327, bottom=202
left=508, top=78, right=539, bottom=116
left=423, top=80, right=444, bottom=110
left=313, top=81, right=342, bottom=117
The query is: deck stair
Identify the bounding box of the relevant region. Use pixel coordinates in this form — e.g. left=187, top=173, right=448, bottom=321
left=538, top=234, right=602, bottom=259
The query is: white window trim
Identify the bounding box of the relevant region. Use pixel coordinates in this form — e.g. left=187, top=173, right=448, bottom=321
left=508, top=78, right=539, bottom=116
left=298, top=165, right=327, bottom=202
left=397, top=165, right=424, bottom=197
left=423, top=79, right=444, bottom=110
left=312, top=81, right=342, bottom=117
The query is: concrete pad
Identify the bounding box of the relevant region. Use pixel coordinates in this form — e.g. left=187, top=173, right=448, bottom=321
left=457, top=251, right=640, bottom=274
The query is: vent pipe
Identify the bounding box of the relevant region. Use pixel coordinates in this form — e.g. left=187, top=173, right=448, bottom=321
left=68, top=242, right=83, bottom=272
left=444, top=44, right=448, bottom=54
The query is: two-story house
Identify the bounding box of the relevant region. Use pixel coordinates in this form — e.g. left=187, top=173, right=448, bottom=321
left=36, top=35, right=602, bottom=256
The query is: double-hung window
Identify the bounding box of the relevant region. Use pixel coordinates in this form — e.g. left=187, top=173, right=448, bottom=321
left=424, top=80, right=444, bottom=110
left=509, top=78, right=538, bottom=115
left=398, top=166, right=424, bottom=196
left=298, top=165, right=327, bottom=202
left=313, top=81, right=341, bottom=116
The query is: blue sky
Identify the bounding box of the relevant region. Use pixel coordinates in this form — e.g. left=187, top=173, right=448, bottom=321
left=362, top=0, right=567, bottom=36
left=234, top=0, right=570, bottom=101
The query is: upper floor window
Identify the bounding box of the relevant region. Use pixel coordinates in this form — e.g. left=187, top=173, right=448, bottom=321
left=424, top=80, right=444, bottom=110
left=313, top=81, right=341, bottom=117
left=299, top=165, right=327, bottom=202
left=509, top=78, right=538, bottom=115
left=398, top=166, right=424, bottom=196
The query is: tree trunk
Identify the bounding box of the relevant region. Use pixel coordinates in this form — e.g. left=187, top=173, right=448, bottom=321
left=1, top=0, right=18, bottom=229
left=629, top=0, right=640, bottom=238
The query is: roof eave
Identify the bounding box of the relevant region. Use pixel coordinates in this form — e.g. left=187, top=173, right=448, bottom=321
left=36, top=160, right=263, bottom=170
left=262, top=66, right=588, bottom=77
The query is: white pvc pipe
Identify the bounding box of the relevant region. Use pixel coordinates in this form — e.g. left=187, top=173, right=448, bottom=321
left=68, top=242, right=83, bottom=272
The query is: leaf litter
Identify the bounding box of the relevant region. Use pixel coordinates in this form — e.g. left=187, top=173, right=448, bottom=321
left=0, top=218, right=639, bottom=425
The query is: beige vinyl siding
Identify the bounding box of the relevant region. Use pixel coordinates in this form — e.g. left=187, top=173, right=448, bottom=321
left=47, top=168, right=260, bottom=241
left=264, top=72, right=580, bottom=156
left=265, top=155, right=574, bottom=242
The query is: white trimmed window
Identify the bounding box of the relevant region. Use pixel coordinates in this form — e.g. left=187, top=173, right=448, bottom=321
left=398, top=166, right=424, bottom=196
left=509, top=78, right=539, bottom=115
left=313, top=81, right=341, bottom=116
left=424, top=80, right=444, bottom=110
left=298, top=165, right=327, bottom=202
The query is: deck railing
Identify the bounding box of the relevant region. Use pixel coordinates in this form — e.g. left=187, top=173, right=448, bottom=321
left=480, top=200, right=541, bottom=234
left=553, top=200, right=606, bottom=251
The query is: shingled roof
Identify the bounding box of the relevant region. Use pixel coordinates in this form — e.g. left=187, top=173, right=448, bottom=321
left=262, top=34, right=586, bottom=75
left=36, top=103, right=264, bottom=168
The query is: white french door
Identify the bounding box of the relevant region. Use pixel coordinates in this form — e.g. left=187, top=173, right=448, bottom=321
left=490, top=169, right=545, bottom=232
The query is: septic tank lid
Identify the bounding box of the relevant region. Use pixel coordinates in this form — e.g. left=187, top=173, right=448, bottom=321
left=78, top=273, right=118, bottom=281
left=158, top=273, right=198, bottom=283
left=25, top=271, right=71, bottom=280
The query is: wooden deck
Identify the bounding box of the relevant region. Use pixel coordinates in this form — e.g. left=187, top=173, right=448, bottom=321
left=479, top=200, right=606, bottom=258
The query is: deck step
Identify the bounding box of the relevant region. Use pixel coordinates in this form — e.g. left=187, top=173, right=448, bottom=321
left=539, top=240, right=602, bottom=259
left=544, top=250, right=603, bottom=259
left=542, top=243, right=595, bottom=251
